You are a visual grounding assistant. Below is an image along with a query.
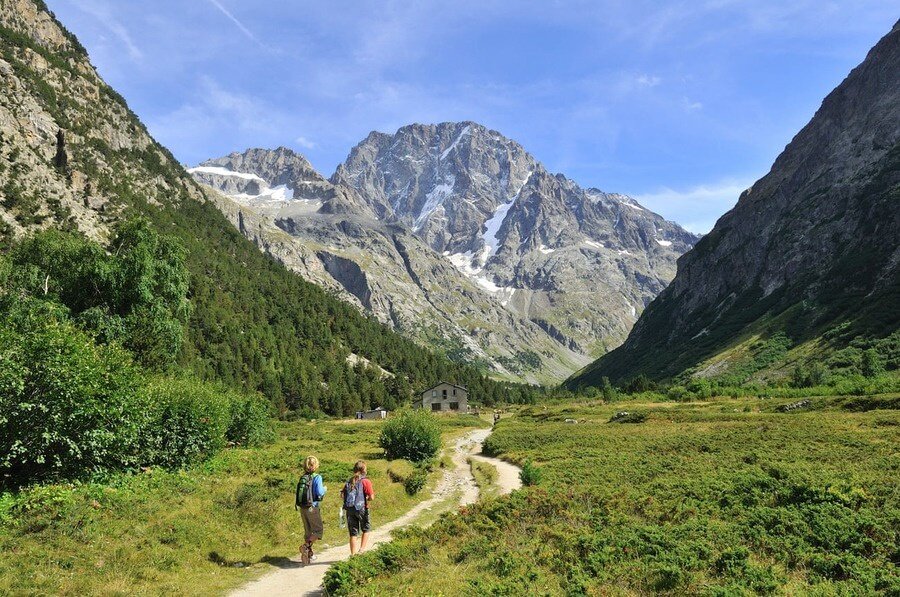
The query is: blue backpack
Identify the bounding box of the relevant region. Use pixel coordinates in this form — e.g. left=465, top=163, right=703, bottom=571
left=343, top=476, right=367, bottom=512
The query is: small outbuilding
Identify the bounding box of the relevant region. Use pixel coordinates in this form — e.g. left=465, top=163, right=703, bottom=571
left=356, top=407, right=388, bottom=420
left=421, top=382, right=468, bottom=412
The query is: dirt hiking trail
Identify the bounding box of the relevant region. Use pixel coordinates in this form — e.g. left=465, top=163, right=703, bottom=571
left=231, top=427, right=520, bottom=597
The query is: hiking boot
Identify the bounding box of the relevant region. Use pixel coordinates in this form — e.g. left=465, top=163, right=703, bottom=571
left=300, top=543, right=311, bottom=565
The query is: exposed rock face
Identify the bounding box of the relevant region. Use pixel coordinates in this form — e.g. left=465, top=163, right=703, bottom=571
left=332, top=122, right=699, bottom=355
left=193, top=124, right=699, bottom=382
left=192, top=150, right=591, bottom=383
left=570, top=20, right=900, bottom=387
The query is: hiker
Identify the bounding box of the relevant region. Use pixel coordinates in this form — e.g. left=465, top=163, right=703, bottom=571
left=341, top=460, right=374, bottom=555
left=295, top=456, right=327, bottom=565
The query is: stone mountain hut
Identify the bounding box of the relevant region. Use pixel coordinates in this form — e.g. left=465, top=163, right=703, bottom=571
left=355, top=407, right=388, bottom=420
left=421, top=382, right=468, bottom=412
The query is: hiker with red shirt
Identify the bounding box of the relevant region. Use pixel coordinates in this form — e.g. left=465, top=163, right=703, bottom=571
left=340, top=460, right=374, bottom=555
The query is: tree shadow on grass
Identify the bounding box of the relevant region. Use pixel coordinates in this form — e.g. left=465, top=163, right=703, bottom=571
left=208, top=551, right=302, bottom=570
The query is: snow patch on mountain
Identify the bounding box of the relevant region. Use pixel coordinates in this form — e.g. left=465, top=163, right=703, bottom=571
left=189, top=165, right=265, bottom=183
left=440, top=125, right=471, bottom=160
left=483, top=171, right=533, bottom=259
left=415, top=175, right=455, bottom=230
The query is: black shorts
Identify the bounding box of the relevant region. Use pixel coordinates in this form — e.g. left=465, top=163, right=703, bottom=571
left=346, top=508, right=370, bottom=536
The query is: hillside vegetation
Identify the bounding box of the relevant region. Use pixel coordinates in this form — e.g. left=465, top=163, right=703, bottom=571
left=325, top=398, right=900, bottom=595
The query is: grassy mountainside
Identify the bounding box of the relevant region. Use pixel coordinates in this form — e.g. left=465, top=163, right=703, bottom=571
left=569, top=22, right=900, bottom=388
left=0, top=0, right=535, bottom=414
left=326, top=399, right=900, bottom=595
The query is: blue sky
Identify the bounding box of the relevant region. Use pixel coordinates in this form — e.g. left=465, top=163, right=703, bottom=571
left=47, top=1, right=896, bottom=232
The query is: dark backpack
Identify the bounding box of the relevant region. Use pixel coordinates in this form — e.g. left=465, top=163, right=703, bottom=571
left=343, top=476, right=367, bottom=512
left=296, top=473, right=316, bottom=508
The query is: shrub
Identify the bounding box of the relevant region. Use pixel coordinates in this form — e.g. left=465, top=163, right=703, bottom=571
left=403, top=467, right=428, bottom=495
left=139, top=378, right=272, bottom=469
left=860, top=349, right=884, bottom=378
left=608, top=411, right=647, bottom=424
left=623, top=374, right=658, bottom=394
left=519, top=459, right=543, bottom=486
left=379, top=410, right=441, bottom=463
left=226, top=392, right=274, bottom=447
left=140, top=379, right=231, bottom=468
left=667, top=385, right=690, bottom=401
left=686, top=378, right=714, bottom=399
left=599, top=376, right=619, bottom=401
left=0, top=300, right=147, bottom=488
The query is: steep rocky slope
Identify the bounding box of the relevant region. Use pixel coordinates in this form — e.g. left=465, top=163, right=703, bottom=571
left=570, top=21, right=900, bottom=387
left=333, top=123, right=699, bottom=356
left=0, top=0, right=521, bottom=411
left=191, top=149, right=590, bottom=383
left=194, top=127, right=699, bottom=382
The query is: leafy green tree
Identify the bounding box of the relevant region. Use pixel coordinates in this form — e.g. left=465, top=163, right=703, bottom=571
left=600, top=376, right=619, bottom=401
left=379, top=409, right=441, bottom=462
left=860, top=349, right=884, bottom=378
left=8, top=221, right=191, bottom=370
left=0, top=299, right=147, bottom=487
left=110, top=219, right=191, bottom=369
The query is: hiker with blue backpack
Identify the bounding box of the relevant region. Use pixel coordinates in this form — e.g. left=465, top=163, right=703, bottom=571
left=340, top=460, right=375, bottom=555
left=295, top=456, right=327, bottom=565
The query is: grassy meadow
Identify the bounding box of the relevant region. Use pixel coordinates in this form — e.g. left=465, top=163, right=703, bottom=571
left=0, top=414, right=485, bottom=595
left=325, top=395, right=900, bottom=595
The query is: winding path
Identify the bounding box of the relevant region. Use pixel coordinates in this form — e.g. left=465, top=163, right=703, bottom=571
left=230, top=427, right=520, bottom=597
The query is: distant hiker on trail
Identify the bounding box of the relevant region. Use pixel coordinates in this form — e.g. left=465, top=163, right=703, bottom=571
left=341, top=460, right=375, bottom=555
left=295, top=456, right=327, bottom=565
left=493, top=412, right=500, bottom=425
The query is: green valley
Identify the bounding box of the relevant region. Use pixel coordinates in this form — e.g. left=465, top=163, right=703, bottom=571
left=325, top=396, right=900, bottom=595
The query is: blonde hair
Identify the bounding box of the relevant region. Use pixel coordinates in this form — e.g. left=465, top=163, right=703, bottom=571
left=304, top=456, right=320, bottom=473
left=350, top=460, right=367, bottom=486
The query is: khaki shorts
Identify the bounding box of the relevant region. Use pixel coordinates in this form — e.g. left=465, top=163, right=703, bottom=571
left=300, top=506, right=324, bottom=540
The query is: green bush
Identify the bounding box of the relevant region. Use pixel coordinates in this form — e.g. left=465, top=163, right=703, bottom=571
left=226, top=392, right=274, bottom=447
left=378, top=410, right=441, bottom=463
left=861, top=349, right=885, bottom=378
left=139, top=379, right=270, bottom=469
left=667, top=385, right=690, bottom=401
left=141, top=379, right=230, bottom=468
left=403, top=467, right=428, bottom=495
left=0, top=300, right=147, bottom=487
left=519, top=459, right=543, bottom=486
left=9, top=222, right=191, bottom=371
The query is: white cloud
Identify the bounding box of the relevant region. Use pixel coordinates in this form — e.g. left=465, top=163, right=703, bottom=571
left=682, top=97, right=703, bottom=111
left=295, top=136, right=316, bottom=149
left=635, top=179, right=753, bottom=233
left=635, top=74, right=661, bottom=87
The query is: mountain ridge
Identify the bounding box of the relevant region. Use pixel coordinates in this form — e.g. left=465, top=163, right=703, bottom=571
left=191, top=125, right=700, bottom=382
